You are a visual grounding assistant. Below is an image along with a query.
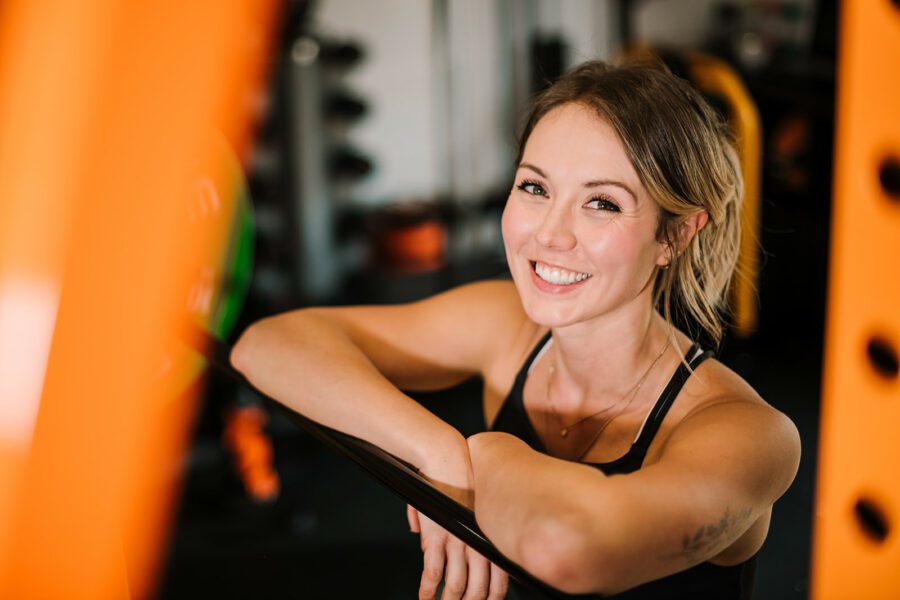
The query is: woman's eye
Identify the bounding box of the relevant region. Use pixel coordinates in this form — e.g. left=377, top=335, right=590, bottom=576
left=585, top=196, right=620, bottom=212
left=516, top=180, right=547, bottom=196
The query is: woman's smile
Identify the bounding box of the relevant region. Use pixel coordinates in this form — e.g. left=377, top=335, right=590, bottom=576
left=529, top=260, right=593, bottom=294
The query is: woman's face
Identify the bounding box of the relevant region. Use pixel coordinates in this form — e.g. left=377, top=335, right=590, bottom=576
left=502, top=102, right=668, bottom=328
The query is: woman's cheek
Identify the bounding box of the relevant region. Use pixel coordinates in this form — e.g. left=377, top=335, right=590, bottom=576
left=506, top=198, right=547, bottom=240
left=500, top=200, right=512, bottom=239
left=501, top=199, right=528, bottom=247
left=582, top=222, right=642, bottom=261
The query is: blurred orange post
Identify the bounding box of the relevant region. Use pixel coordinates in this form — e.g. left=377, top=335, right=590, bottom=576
left=0, top=1, right=277, bottom=599
left=813, top=1, right=900, bottom=598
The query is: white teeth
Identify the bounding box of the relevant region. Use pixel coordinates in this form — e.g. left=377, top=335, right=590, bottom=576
left=534, top=262, right=592, bottom=286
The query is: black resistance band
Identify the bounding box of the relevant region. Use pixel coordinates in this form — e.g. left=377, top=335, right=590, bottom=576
left=196, top=333, right=600, bottom=600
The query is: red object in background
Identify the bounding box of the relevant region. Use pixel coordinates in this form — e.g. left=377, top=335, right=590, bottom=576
left=380, top=220, right=447, bottom=272
left=223, top=406, right=280, bottom=503
left=372, top=202, right=447, bottom=272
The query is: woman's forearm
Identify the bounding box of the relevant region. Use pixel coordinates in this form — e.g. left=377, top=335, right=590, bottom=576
left=231, top=309, right=471, bottom=488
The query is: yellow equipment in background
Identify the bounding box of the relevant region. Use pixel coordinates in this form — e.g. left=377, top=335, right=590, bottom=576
left=621, top=47, right=762, bottom=338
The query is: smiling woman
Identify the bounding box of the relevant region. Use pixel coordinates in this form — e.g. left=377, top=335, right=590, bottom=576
left=507, top=61, right=742, bottom=349
left=230, top=59, right=799, bottom=600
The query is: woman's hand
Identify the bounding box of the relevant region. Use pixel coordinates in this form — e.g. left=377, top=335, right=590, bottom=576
left=407, top=505, right=509, bottom=599
left=410, top=438, right=509, bottom=599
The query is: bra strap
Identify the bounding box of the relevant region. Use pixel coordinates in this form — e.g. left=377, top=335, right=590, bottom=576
left=631, top=344, right=714, bottom=455
left=523, top=331, right=553, bottom=376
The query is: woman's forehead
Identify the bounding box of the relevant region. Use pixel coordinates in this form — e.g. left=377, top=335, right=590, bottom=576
left=521, top=103, right=643, bottom=194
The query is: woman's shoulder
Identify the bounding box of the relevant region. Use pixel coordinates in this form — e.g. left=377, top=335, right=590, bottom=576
left=682, top=354, right=770, bottom=415
left=450, top=280, right=555, bottom=399
left=439, top=279, right=526, bottom=335
left=639, top=347, right=801, bottom=537
left=447, top=278, right=522, bottom=308
left=671, top=352, right=800, bottom=465
left=436, top=279, right=535, bottom=367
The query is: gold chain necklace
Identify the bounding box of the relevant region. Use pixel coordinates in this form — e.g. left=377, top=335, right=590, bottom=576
left=544, top=339, right=671, bottom=458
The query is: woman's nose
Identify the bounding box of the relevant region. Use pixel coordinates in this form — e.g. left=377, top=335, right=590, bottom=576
left=535, top=205, right=576, bottom=250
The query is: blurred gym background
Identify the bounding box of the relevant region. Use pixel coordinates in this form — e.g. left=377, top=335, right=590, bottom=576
left=155, top=1, right=837, bottom=598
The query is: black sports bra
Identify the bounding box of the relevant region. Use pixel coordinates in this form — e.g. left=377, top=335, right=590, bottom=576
left=490, top=332, right=757, bottom=599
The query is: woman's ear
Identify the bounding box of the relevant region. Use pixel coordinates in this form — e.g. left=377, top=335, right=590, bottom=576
left=656, top=211, right=709, bottom=268
left=678, top=210, right=709, bottom=251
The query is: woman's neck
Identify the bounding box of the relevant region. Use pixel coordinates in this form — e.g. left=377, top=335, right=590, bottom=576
left=544, top=307, right=676, bottom=412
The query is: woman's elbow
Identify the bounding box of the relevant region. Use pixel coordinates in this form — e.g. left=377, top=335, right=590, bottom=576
left=230, top=315, right=285, bottom=376
left=230, top=321, right=263, bottom=375
left=518, top=514, right=614, bottom=595
left=231, top=309, right=324, bottom=376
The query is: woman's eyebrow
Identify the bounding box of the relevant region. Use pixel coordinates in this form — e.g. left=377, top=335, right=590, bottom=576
left=518, top=162, right=548, bottom=178
left=518, top=162, right=637, bottom=202
left=584, top=178, right=637, bottom=203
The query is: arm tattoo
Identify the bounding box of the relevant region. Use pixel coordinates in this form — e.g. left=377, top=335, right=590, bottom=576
left=675, top=506, right=753, bottom=564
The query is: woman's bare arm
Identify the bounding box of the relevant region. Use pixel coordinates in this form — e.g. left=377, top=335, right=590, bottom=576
left=230, top=279, right=525, bottom=487
left=467, top=400, right=801, bottom=595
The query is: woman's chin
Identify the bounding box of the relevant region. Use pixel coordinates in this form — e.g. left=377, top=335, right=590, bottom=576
left=519, top=299, right=580, bottom=329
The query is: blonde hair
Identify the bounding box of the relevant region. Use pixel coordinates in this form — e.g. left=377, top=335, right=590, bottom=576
left=516, top=59, right=744, bottom=348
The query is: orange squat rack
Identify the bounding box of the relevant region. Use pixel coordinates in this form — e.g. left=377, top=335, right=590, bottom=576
left=813, top=1, right=900, bottom=598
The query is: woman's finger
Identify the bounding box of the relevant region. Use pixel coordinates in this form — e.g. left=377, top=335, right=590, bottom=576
left=440, top=537, right=468, bottom=600
left=407, top=504, right=421, bottom=533
left=462, top=545, right=490, bottom=600
left=487, top=562, right=509, bottom=600
left=419, top=537, right=446, bottom=600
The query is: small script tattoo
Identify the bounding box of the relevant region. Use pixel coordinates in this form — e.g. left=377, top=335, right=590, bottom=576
left=673, top=506, right=753, bottom=564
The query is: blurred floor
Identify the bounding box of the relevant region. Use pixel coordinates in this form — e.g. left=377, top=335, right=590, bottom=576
left=159, top=326, right=820, bottom=600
